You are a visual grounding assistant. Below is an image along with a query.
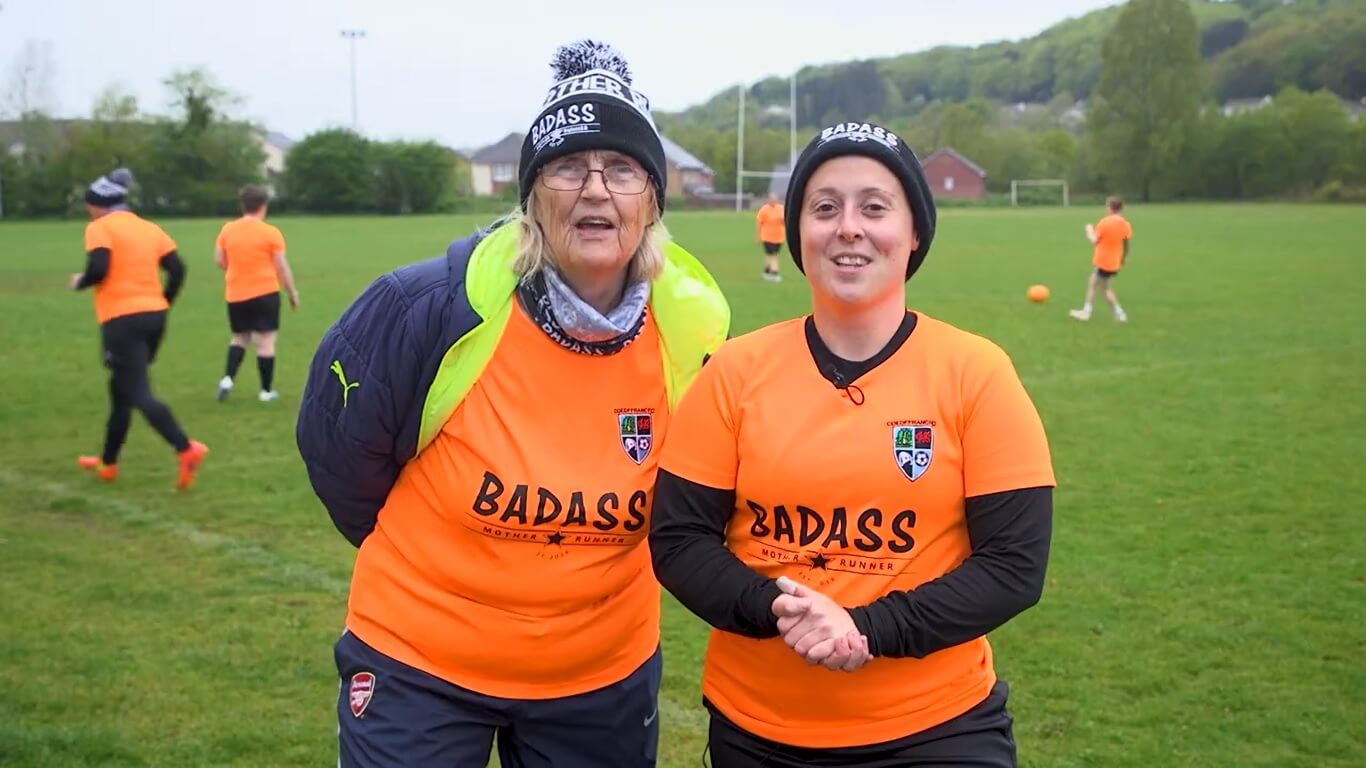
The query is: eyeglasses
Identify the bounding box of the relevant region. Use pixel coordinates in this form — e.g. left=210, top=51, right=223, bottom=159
left=540, top=159, right=649, bottom=194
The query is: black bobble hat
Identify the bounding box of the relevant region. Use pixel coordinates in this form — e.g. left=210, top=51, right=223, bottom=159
left=519, top=40, right=667, bottom=213
left=784, top=122, right=936, bottom=280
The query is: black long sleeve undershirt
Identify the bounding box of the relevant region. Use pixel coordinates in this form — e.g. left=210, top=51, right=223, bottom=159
left=649, top=471, right=1052, bottom=657
left=159, top=250, right=186, bottom=304
left=75, top=248, right=185, bottom=304
left=848, top=486, right=1052, bottom=658
left=75, top=248, right=111, bottom=288
left=650, top=473, right=782, bottom=638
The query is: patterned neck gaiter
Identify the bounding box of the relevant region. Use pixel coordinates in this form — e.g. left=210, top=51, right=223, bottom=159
left=517, top=267, right=650, bottom=356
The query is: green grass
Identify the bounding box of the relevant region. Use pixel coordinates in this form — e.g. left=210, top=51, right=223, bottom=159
left=2, top=204, right=1364, bottom=767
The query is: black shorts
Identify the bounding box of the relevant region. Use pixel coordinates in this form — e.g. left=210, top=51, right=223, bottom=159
left=227, top=292, right=281, bottom=333
left=706, top=681, right=1016, bottom=767
left=100, top=311, right=167, bottom=370
left=762, top=241, right=783, bottom=255
left=1095, top=267, right=1119, bottom=279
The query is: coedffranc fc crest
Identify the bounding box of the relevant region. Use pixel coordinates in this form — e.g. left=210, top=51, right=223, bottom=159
left=893, top=425, right=933, bottom=481
left=619, top=412, right=653, bottom=464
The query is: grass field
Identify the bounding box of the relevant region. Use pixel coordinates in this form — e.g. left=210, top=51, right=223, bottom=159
left=1, top=204, right=1363, bottom=767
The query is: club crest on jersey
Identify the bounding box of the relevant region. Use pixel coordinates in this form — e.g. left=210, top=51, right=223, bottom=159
left=893, top=425, right=933, bottom=482
left=349, top=672, right=375, bottom=718
left=618, top=411, right=653, bottom=465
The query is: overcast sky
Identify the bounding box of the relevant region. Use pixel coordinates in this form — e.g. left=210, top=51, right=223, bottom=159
left=1, top=0, right=1121, bottom=150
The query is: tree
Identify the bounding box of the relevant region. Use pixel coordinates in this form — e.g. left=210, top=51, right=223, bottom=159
left=1271, top=87, right=1352, bottom=193
left=1212, top=9, right=1366, bottom=101
left=140, top=69, right=263, bottom=216
left=0, top=40, right=67, bottom=215
left=934, top=102, right=990, bottom=153
left=3, top=39, right=56, bottom=118
left=451, top=152, right=473, bottom=197
left=163, top=69, right=239, bottom=133
left=374, top=141, right=457, bottom=214
left=92, top=85, right=139, bottom=123
left=1228, top=109, right=1291, bottom=199
left=1037, top=129, right=1079, bottom=180
left=1201, top=18, right=1249, bottom=57
left=1344, top=121, right=1366, bottom=187
left=1087, top=0, right=1204, bottom=200
left=1182, top=107, right=1290, bottom=200
left=64, top=86, right=151, bottom=198
left=282, top=129, right=376, bottom=212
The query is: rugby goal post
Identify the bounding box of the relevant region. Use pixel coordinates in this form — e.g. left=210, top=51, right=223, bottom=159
left=1010, top=179, right=1070, bottom=207
left=735, top=76, right=797, bottom=211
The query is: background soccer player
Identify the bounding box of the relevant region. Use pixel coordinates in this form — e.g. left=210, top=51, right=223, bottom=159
left=72, top=168, right=208, bottom=488
left=755, top=192, right=786, bottom=282
left=214, top=185, right=298, bottom=402
left=1069, top=195, right=1133, bottom=322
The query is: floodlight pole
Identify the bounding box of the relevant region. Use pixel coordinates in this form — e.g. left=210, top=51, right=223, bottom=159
left=789, top=72, right=796, bottom=164
left=341, top=29, right=366, bottom=131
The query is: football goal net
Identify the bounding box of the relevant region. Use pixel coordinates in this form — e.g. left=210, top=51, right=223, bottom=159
left=1010, top=179, right=1070, bottom=207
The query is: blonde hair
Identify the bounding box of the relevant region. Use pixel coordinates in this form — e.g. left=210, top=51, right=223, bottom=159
left=511, top=185, right=669, bottom=283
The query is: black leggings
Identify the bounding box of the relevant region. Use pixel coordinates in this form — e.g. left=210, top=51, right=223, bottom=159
left=100, top=312, right=189, bottom=464
left=706, top=681, right=1017, bottom=767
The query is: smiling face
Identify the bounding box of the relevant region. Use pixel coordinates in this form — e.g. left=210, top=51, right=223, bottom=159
left=798, top=155, right=918, bottom=310
left=534, top=149, right=655, bottom=282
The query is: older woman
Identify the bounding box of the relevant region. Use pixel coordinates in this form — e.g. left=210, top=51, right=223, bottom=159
left=651, top=121, right=1055, bottom=767
left=297, top=41, right=729, bottom=768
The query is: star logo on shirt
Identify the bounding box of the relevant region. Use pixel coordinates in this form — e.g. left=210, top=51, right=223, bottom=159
left=546, top=531, right=566, bottom=546
left=809, top=553, right=829, bottom=570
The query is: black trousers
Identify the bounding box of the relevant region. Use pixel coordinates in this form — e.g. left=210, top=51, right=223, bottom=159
left=707, top=681, right=1016, bottom=768
left=99, top=311, right=189, bottom=464
left=335, top=631, right=662, bottom=767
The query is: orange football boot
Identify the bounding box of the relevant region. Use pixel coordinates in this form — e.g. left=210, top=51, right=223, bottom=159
left=78, top=455, right=118, bottom=482
left=176, top=440, right=209, bottom=490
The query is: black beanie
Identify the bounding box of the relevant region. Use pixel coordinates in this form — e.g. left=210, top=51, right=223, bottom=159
left=784, top=122, right=936, bottom=281
left=85, top=168, right=134, bottom=208
left=519, top=40, right=667, bottom=214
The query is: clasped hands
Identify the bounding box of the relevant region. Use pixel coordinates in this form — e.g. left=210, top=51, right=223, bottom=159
left=770, top=576, right=873, bottom=673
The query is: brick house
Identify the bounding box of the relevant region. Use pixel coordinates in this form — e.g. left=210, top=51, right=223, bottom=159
left=922, top=147, right=987, bottom=200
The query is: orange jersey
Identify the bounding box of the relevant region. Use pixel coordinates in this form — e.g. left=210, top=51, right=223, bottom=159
left=217, top=216, right=285, bottom=302
left=659, top=314, right=1054, bottom=748
left=1091, top=213, right=1132, bottom=272
left=83, top=211, right=174, bottom=324
left=756, top=203, right=785, bottom=244
left=346, top=305, right=669, bottom=700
